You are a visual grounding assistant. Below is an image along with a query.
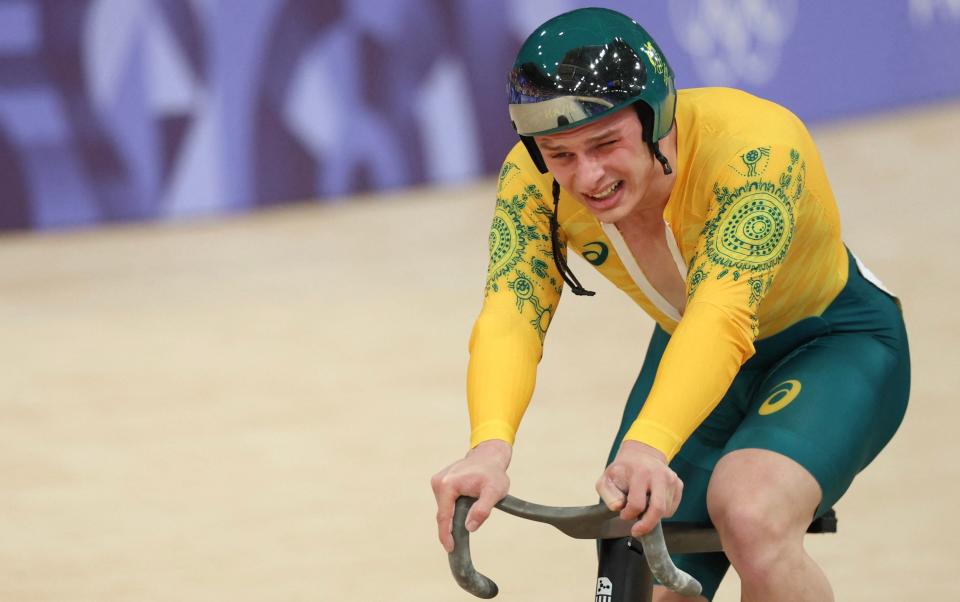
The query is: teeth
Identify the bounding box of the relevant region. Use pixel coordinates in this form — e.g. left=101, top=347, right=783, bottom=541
left=590, top=182, right=620, bottom=200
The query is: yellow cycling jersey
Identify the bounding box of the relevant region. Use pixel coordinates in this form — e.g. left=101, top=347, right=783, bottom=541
left=467, top=87, right=851, bottom=460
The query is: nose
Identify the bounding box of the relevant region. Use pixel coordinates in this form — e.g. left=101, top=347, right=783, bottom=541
left=575, top=155, right=604, bottom=191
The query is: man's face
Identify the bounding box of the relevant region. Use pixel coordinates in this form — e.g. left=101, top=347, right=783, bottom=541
left=536, top=107, right=655, bottom=223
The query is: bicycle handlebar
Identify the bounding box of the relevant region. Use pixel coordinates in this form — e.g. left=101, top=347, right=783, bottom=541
left=448, top=497, right=499, bottom=598
left=448, top=495, right=702, bottom=598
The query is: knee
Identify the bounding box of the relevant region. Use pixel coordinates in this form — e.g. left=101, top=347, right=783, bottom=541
left=708, top=492, right=800, bottom=576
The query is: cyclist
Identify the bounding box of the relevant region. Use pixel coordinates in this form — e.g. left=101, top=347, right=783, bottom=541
left=431, top=8, right=909, bottom=601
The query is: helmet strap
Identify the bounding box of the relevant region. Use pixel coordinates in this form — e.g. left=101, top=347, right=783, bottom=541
left=550, top=180, right=596, bottom=297
left=651, top=141, right=673, bottom=175
left=632, top=103, right=672, bottom=175
left=514, top=122, right=549, bottom=173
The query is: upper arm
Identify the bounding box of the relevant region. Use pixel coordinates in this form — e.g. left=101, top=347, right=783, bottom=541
left=481, top=159, right=563, bottom=342
left=684, top=143, right=804, bottom=336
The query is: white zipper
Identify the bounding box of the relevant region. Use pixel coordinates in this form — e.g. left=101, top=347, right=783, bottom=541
left=601, top=222, right=684, bottom=322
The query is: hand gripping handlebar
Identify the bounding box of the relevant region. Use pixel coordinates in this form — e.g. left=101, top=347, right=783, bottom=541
left=447, top=495, right=702, bottom=598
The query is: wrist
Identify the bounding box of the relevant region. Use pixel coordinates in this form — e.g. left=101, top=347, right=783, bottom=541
left=619, top=439, right=668, bottom=464
left=468, top=439, right=513, bottom=470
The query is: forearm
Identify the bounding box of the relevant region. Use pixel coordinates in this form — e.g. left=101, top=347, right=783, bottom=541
left=466, top=309, right=544, bottom=447
left=624, top=301, right=755, bottom=460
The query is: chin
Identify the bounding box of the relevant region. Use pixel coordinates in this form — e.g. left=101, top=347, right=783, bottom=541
left=594, top=200, right=634, bottom=224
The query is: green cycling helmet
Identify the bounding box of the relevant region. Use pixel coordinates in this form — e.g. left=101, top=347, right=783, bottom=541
left=508, top=7, right=677, bottom=174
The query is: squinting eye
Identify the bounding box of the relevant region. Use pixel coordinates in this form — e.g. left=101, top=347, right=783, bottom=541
left=601, top=139, right=619, bottom=146
left=550, top=152, right=572, bottom=159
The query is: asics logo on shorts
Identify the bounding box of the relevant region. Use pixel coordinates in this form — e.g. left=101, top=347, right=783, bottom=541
left=758, top=379, right=802, bottom=415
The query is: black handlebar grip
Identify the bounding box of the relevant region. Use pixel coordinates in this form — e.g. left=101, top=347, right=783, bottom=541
left=448, top=496, right=499, bottom=598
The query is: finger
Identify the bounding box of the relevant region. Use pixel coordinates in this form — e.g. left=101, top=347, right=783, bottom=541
left=632, top=482, right=667, bottom=536
left=436, top=511, right=455, bottom=553
left=434, top=485, right=459, bottom=553
left=596, top=474, right=627, bottom=511
left=620, top=480, right=651, bottom=522
left=597, top=465, right=630, bottom=510
left=465, top=486, right=502, bottom=532
left=665, top=473, right=683, bottom=517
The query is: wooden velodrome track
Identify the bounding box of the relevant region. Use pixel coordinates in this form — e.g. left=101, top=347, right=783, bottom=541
left=1, top=101, right=958, bottom=601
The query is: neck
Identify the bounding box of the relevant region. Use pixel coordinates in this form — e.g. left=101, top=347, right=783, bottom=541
left=617, top=125, right=679, bottom=230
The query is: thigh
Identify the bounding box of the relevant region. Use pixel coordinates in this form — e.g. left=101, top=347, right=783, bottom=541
left=724, top=329, right=910, bottom=513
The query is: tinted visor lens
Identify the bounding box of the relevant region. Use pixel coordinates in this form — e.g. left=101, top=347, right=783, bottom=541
left=509, top=96, right=614, bottom=136
left=507, top=40, right=647, bottom=134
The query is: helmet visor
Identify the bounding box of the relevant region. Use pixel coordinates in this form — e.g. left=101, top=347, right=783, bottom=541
left=507, top=39, right=647, bottom=136
left=509, top=96, right=615, bottom=136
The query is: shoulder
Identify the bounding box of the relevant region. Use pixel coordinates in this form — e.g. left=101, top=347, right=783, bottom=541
left=677, top=88, right=813, bottom=190
left=498, top=142, right=553, bottom=195
left=680, top=87, right=804, bottom=122
left=679, top=87, right=810, bottom=147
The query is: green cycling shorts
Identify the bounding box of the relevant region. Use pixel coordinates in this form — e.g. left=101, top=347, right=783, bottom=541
left=604, top=249, right=910, bottom=600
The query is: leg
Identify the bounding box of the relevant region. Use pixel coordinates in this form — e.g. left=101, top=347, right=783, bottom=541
left=706, top=449, right=832, bottom=602
left=706, top=314, right=909, bottom=601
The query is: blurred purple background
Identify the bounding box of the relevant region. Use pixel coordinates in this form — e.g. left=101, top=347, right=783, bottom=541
left=1, top=0, right=958, bottom=230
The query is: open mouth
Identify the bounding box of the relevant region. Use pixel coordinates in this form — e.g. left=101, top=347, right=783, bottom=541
left=584, top=181, right=623, bottom=208
left=587, top=181, right=622, bottom=201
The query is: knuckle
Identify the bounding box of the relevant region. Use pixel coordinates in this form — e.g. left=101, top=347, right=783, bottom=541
left=607, top=464, right=628, bottom=480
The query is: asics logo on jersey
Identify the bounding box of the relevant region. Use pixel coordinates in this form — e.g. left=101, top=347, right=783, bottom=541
left=758, top=379, right=802, bottom=415
left=583, top=241, right=609, bottom=266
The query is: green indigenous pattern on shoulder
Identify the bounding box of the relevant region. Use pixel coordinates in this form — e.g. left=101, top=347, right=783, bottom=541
left=687, top=258, right=709, bottom=300
left=705, top=147, right=802, bottom=273
left=497, top=161, right=517, bottom=189
left=486, top=162, right=561, bottom=340
left=784, top=148, right=806, bottom=202
left=706, top=178, right=793, bottom=272
left=731, top=146, right=771, bottom=178
left=685, top=147, right=803, bottom=324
